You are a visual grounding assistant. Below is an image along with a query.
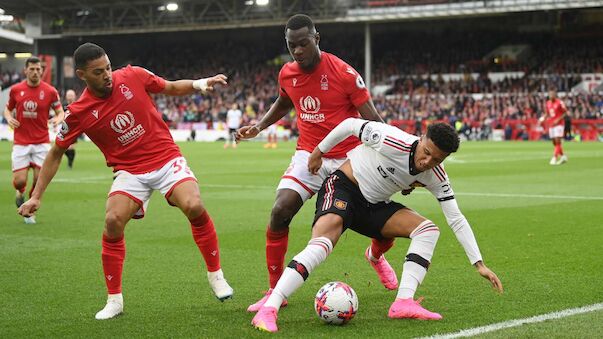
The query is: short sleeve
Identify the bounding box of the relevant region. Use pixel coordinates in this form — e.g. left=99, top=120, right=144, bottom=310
left=278, top=67, right=289, bottom=99
left=50, top=87, right=61, bottom=109
left=131, top=66, right=166, bottom=94
left=6, top=87, right=16, bottom=111
left=341, top=65, right=370, bottom=108
left=55, top=110, right=83, bottom=149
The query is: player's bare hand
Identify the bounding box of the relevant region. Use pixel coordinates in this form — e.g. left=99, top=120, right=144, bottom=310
left=401, top=187, right=415, bottom=195
left=7, top=117, right=20, bottom=129
left=308, top=147, right=323, bottom=175
left=205, top=74, right=228, bottom=91
left=18, top=198, right=40, bottom=217
left=236, top=125, right=261, bottom=141
left=49, top=116, right=63, bottom=127
left=475, top=261, right=503, bottom=293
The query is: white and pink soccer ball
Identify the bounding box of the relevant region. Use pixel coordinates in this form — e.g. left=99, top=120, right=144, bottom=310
left=314, top=281, right=359, bottom=325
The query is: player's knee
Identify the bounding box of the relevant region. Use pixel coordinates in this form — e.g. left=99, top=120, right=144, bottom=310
left=179, top=198, right=204, bottom=218
left=13, top=178, right=26, bottom=190
left=270, top=201, right=296, bottom=230
left=104, top=211, right=127, bottom=235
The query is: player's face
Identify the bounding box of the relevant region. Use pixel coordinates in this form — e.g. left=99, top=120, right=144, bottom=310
left=24, top=62, right=42, bottom=85
left=549, top=90, right=557, bottom=100
left=286, top=26, right=320, bottom=71
left=414, top=137, right=449, bottom=172
left=79, top=54, right=113, bottom=97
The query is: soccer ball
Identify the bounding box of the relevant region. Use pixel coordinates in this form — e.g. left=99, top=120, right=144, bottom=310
left=314, top=281, right=358, bottom=325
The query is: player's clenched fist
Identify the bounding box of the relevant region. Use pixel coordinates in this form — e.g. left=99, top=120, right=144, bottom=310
left=18, top=198, right=40, bottom=217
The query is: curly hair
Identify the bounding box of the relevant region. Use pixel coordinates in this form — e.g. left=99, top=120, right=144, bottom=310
left=426, top=123, right=460, bottom=153
left=285, top=14, right=315, bottom=33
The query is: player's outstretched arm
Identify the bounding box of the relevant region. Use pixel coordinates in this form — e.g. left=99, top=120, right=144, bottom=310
left=235, top=95, right=293, bottom=142
left=162, top=74, right=228, bottom=96
left=3, top=107, right=20, bottom=129
left=18, top=144, right=66, bottom=217
left=475, top=261, right=503, bottom=293
left=357, top=99, right=385, bottom=123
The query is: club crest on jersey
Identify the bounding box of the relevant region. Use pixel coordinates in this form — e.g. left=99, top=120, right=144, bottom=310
left=39, top=90, right=45, bottom=100
left=119, top=84, right=134, bottom=100
left=334, top=199, right=348, bottom=210
left=320, top=74, right=328, bottom=91
left=299, top=96, right=325, bottom=123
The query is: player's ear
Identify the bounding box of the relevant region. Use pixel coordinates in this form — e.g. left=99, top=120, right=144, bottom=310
left=75, top=69, right=85, bottom=81
left=315, top=32, right=320, bottom=47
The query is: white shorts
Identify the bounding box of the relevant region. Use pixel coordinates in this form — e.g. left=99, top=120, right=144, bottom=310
left=109, top=157, right=197, bottom=219
left=12, top=144, right=51, bottom=172
left=548, top=125, right=564, bottom=139
left=277, top=150, right=347, bottom=202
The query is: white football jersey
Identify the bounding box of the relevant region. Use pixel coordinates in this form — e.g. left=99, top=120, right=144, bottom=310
left=347, top=121, right=453, bottom=204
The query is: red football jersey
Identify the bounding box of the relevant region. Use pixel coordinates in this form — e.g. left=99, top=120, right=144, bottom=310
left=545, top=98, right=566, bottom=127
left=278, top=52, right=371, bottom=158
left=56, top=65, right=182, bottom=174
left=6, top=81, right=61, bottom=145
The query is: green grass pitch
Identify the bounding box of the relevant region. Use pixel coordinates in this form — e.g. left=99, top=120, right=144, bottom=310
left=1, top=140, right=602, bottom=338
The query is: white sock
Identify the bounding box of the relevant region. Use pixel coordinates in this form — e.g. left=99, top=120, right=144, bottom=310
left=264, top=237, right=333, bottom=310
left=396, top=220, right=440, bottom=300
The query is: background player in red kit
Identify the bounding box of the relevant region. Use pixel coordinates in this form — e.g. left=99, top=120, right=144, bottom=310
left=542, top=88, right=568, bottom=165
left=3, top=56, right=65, bottom=224
left=236, top=14, right=389, bottom=312
left=18, top=43, right=234, bottom=320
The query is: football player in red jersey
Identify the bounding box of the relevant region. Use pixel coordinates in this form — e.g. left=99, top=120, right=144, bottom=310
left=542, top=88, right=568, bottom=165
left=3, top=56, right=65, bottom=224
left=236, top=14, right=392, bottom=312
left=18, top=43, right=234, bottom=319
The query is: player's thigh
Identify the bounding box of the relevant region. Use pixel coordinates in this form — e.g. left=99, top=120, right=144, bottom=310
left=277, top=150, right=324, bottom=201
left=380, top=207, right=428, bottom=239
left=105, top=193, right=141, bottom=230
left=166, top=180, right=204, bottom=212
left=32, top=167, right=41, bottom=182
left=312, top=213, right=345, bottom=246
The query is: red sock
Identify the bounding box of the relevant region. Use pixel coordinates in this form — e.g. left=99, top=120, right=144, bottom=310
left=101, top=234, right=125, bottom=294
left=554, top=144, right=561, bottom=157
left=557, top=144, right=564, bottom=156
left=266, top=227, right=289, bottom=288
left=190, top=211, right=221, bottom=272
left=370, top=238, right=395, bottom=259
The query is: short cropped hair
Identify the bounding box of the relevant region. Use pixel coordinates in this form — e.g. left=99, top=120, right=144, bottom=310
left=426, top=123, right=460, bottom=153
left=285, top=14, right=315, bottom=33
left=74, top=43, right=106, bottom=70
left=25, top=56, right=41, bottom=67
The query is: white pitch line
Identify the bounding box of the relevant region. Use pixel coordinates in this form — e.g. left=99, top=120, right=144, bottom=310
left=48, top=181, right=603, bottom=201
left=418, top=302, right=603, bottom=339
left=200, top=184, right=603, bottom=201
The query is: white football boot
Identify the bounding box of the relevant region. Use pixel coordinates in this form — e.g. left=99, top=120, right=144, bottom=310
left=207, top=269, right=233, bottom=301
left=549, top=156, right=558, bottom=165
left=557, top=155, right=568, bottom=164
left=95, top=293, right=124, bottom=320
left=23, top=216, right=36, bottom=224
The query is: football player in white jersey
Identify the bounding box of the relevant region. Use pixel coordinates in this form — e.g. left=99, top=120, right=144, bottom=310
left=251, top=118, right=502, bottom=333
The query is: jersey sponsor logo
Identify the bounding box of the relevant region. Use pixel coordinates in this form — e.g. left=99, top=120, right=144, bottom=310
left=110, top=111, right=146, bottom=146
left=22, top=100, right=38, bottom=119
left=298, top=96, right=325, bottom=123
left=334, top=199, right=348, bottom=210
left=320, top=74, right=328, bottom=91
left=119, top=84, right=134, bottom=100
